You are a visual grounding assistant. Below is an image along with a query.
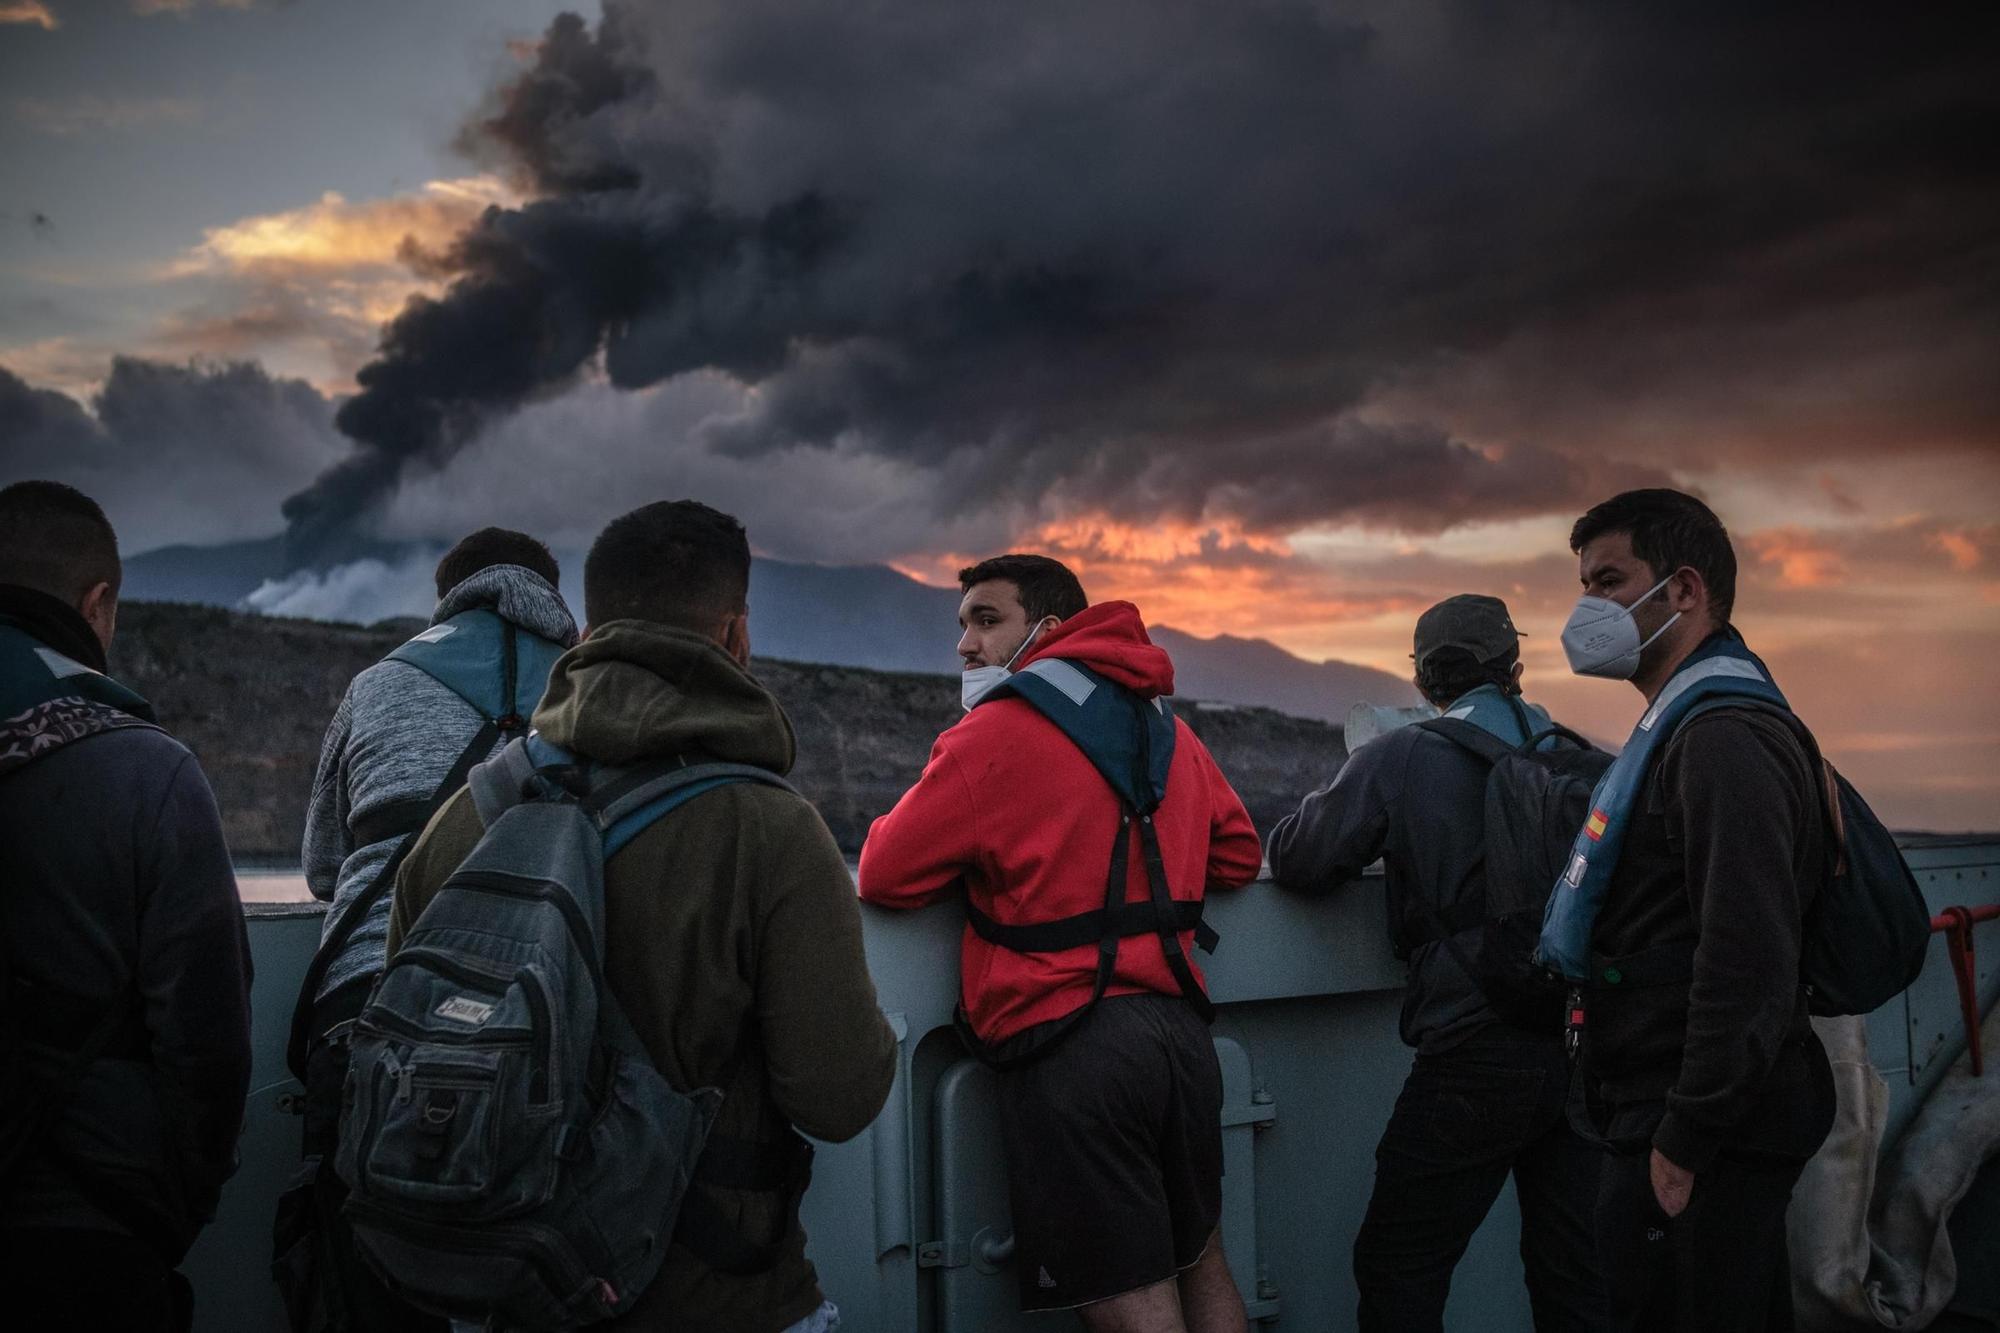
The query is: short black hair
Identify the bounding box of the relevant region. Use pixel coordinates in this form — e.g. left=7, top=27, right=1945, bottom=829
left=0, top=480, right=120, bottom=603
left=584, top=500, right=750, bottom=632
left=434, top=527, right=560, bottom=600
left=1414, top=645, right=1519, bottom=708
left=957, top=553, right=1088, bottom=624
left=1570, top=488, right=1737, bottom=625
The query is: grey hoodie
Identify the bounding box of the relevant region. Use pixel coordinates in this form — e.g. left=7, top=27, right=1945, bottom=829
left=302, top=564, right=577, bottom=1001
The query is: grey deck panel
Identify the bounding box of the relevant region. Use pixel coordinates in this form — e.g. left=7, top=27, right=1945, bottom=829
left=186, top=845, right=2000, bottom=1332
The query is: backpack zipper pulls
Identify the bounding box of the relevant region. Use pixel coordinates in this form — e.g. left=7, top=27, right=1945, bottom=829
left=381, top=1049, right=413, bottom=1104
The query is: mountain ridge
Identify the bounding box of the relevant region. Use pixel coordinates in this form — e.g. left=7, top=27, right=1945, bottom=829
left=122, top=536, right=1418, bottom=724
left=106, top=601, right=1349, bottom=861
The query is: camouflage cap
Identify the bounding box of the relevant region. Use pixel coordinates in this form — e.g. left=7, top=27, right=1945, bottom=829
left=1411, top=593, right=1524, bottom=667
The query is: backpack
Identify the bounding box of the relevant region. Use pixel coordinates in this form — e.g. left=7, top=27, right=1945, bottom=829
left=1681, top=699, right=1930, bottom=1016
left=1414, top=716, right=1615, bottom=1029
left=334, top=737, right=798, bottom=1329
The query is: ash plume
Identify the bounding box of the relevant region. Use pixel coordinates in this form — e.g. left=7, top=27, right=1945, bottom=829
left=282, top=0, right=2000, bottom=564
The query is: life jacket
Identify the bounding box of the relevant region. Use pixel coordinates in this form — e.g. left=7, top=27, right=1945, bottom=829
left=957, top=657, right=1219, bottom=1068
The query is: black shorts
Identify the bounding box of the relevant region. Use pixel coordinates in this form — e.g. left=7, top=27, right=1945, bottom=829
left=995, top=993, right=1225, bottom=1311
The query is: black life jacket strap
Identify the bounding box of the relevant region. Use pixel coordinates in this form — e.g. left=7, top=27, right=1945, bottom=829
left=963, top=896, right=1215, bottom=954
left=1138, top=813, right=1214, bottom=1024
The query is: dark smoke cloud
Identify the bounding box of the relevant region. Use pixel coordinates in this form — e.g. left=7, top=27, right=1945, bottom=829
left=285, top=0, right=2000, bottom=561
left=1, top=357, right=344, bottom=553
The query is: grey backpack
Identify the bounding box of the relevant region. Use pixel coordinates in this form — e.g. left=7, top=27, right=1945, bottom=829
left=335, top=736, right=794, bottom=1329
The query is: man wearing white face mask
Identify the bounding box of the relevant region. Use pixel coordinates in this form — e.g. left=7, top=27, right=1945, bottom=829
left=1539, top=489, right=1835, bottom=1333
left=861, top=554, right=1262, bottom=1333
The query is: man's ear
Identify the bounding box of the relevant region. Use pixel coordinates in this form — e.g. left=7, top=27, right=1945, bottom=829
left=1669, top=565, right=1708, bottom=615
left=1510, top=660, right=1526, bottom=691
left=722, top=609, right=751, bottom=667
left=78, top=580, right=117, bottom=655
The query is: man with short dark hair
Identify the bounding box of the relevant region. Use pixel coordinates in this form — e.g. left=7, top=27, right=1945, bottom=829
left=1267, top=594, right=1605, bottom=1332
left=0, top=481, right=253, bottom=1330
left=289, top=526, right=577, bottom=1330
left=860, top=554, right=1262, bottom=1332
left=391, top=499, right=895, bottom=1333
left=1542, top=488, right=1835, bottom=1332
left=431, top=526, right=561, bottom=602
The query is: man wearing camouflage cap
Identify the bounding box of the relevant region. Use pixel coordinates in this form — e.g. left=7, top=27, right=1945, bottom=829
left=1267, top=594, right=1606, bottom=1332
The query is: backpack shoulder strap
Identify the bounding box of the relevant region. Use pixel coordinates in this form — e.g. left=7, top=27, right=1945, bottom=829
left=1519, top=721, right=1600, bottom=755
left=1416, top=716, right=1515, bottom=765
left=583, top=760, right=797, bottom=859
left=1679, top=695, right=1840, bottom=867
left=467, top=733, right=568, bottom=827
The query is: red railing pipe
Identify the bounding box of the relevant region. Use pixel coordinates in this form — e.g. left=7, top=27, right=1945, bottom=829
left=1931, top=904, right=2000, bottom=1077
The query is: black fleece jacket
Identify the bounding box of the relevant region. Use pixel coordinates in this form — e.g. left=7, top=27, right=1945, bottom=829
left=1584, top=704, right=1830, bottom=1173
left=0, top=612, right=252, bottom=1257
left=1266, top=724, right=1504, bottom=1053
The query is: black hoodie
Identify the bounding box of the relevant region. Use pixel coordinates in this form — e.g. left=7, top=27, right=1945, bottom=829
left=0, top=590, right=253, bottom=1259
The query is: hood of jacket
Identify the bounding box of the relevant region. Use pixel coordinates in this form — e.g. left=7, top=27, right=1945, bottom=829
left=1014, top=600, right=1175, bottom=698
left=432, top=563, right=578, bottom=647
left=531, top=619, right=796, bottom=772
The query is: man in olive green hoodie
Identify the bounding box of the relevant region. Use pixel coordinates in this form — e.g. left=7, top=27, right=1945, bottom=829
left=391, top=500, right=896, bottom=1333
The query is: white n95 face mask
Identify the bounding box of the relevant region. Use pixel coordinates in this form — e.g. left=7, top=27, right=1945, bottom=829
left=1561, top=572, right=1681, bottom=679
left=961, top=618, right=1054, bottom=711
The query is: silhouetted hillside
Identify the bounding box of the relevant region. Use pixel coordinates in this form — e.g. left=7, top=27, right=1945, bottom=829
left=110, top=602, right=1346, bottom=860
left=123, top=538, right=1418, bottom=723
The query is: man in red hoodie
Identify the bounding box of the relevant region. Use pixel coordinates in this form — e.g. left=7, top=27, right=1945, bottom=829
left=860, top=554, right=1262, bottom=1333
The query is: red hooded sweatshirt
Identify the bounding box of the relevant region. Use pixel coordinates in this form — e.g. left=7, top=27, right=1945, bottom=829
left=857, top=601, right=1262, bottom=1044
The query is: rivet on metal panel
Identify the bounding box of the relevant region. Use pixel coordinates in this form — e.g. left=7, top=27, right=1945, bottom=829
left=916, top=1239, right=970, bottom=1269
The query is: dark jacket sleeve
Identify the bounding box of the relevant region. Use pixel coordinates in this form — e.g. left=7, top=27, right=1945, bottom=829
left=1653, top=713, right=1818, bottom=1174
left=756, top=799, right=898, bottom=1142
left=1265, top=736, right=1404, bottom=893
left=136, top=751, right=253, bottom=1226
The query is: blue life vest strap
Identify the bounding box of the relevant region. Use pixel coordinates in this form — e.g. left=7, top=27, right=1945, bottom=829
left=385, top=609, right=566, bottom=730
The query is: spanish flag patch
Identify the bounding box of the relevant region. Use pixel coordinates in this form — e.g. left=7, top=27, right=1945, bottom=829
left=1584, top=809, right=1609, bottom=841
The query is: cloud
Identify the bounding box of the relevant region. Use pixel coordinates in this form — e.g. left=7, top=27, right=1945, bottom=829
left=280, top=0, right=2000, bottom=565
left=146, top=177, right=518, bottom=389
left=244, top=550, right=440, bottom=623
left=372, top=374, right=1020, bottom=565
left=14, top=94, right=202, bottom=136
left=1930, top=528, right=1984, bottom=572
left=167, top=178, right=516, bottom=281
left=0, top=356, right=345, bottom=552
left=1748, top=528, right=1848, bottom=589
left=131, top=0, right=257, bottom=15
left=0, top=1, right=55, bottom=29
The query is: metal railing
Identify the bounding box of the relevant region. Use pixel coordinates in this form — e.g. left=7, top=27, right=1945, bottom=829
left=1932, top=903, right=2000, bottom=1076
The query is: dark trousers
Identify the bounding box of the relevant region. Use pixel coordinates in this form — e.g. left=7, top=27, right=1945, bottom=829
left=1595, top=1142, right=1809, bottom=1333
left=1589, top=1034, right=1834, bottom=1333
left=1354, top=1027, right=1607, bottom=1333
left=1, top=1226, right=191, bottom=1332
